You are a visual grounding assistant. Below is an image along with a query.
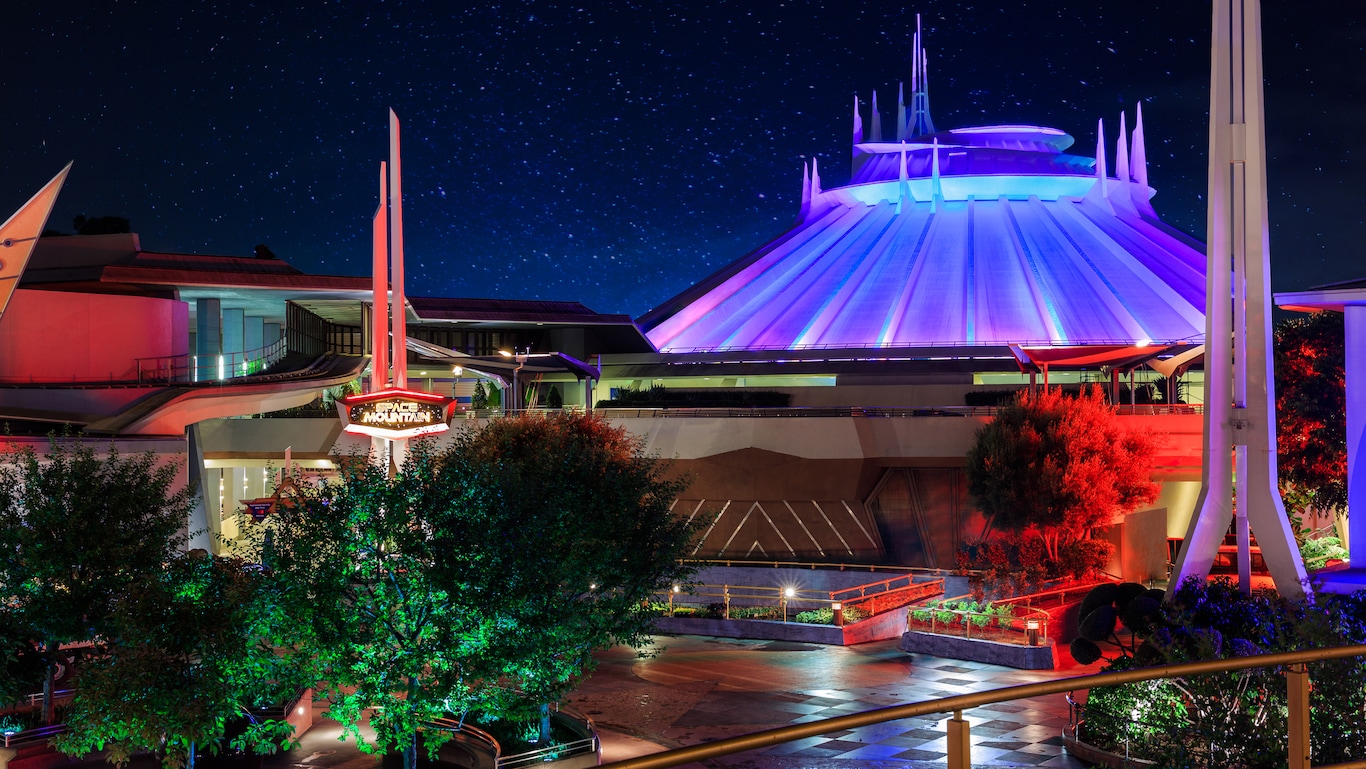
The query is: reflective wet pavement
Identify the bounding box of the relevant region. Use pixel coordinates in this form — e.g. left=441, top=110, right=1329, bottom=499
left=569, top=635, right=1102, bottom=768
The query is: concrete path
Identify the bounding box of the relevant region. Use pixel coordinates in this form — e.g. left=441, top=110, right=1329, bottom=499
left=568, top=635, right=1103, bottom=768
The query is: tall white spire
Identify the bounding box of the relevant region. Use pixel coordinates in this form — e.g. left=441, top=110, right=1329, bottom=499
left=799, top=161, right=812, bottom=219
left=870, top=90, right=882, bottom=143
left=1132, top=102, right=1150, bottom=190
left=1116, top=111, right=1131, bottom=182
left=1171, top=0, right=1307, bottom=600
left=1095, top=118, right=1108, bottom=198
left=909, top=14, right=936, bottom=137
left=896, top=83, right=908, bottom=141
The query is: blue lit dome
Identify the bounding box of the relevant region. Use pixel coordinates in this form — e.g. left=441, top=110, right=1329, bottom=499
left=639, top=38, right=1206, bottom=355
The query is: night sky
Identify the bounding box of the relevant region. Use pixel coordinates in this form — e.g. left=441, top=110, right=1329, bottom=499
left=5, top=2, right=1364, bottom=317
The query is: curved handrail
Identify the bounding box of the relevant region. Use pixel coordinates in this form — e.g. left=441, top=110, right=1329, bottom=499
left=595, top=643, right=1366, bottom=769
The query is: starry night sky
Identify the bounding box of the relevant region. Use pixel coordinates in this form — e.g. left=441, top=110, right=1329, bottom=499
left=5, top=1, right=1364, bottom=317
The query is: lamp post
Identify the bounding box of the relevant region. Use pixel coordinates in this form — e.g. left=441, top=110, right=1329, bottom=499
left=499, top=348, right=529, bottom=411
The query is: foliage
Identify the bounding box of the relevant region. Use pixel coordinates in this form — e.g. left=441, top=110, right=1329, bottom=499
left=1275, top=311, right=1346, bottom=514
left=792, top=606, right=870, bottom=625
left=1299, top=535, right=1350, bottom=570
left=909, top=599, right=1017, bottom=628
left=964, top=387, right=1159, bottom=561
left=472, top=380, right=489, bottom=409
left=1081, top=579, right=1366, bottom=766
left=434, top=413, right=698, bottom=740
left=0, top=438, right=196, bottom=721
left=544, top=384, right=564, bottom=409
left=1069, top=582, right=1162, bottom=665
left=249, top=412, right=696, bottom=767
left=957, top=532, right=1114, bottom=598
left=55, top=554, right=300, bottom=769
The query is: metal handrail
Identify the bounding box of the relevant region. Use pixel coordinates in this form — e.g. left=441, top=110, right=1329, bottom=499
left=3, top=723, right=68, bottom=749
left=686, top=558, right=949, bottom=575
left=658, top=577, right=944, bottom=620
left=596, top=643, right=1366, bottom=769
left=907, top=601, right=1051, bottom=646
left=497, top=736, right=599, bottom=769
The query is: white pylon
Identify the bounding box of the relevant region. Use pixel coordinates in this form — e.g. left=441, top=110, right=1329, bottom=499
left=1170, top=0, right=1308, bottom=599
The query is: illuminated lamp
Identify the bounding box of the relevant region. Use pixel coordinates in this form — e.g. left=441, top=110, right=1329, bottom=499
left=1026, top=619, right=1041, bottom=646
left=338, top=387, right=456, bottom=440
left=832, top=601, right=844, bottom=628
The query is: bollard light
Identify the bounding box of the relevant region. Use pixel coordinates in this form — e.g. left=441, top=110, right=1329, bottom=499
left=1026, top=619, right=1041, bottom=646
left=832, top=601, right=844, bottom=627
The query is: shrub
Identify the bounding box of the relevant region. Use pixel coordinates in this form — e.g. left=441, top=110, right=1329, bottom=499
left=792, top=606, right=870, bottom=625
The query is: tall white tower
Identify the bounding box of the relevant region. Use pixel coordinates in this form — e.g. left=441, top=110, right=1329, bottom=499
left=1171, top=0, right=1308, bottom=598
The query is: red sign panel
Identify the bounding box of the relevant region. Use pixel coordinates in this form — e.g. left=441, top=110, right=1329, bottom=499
left=338, top=387, right=455, bottom=440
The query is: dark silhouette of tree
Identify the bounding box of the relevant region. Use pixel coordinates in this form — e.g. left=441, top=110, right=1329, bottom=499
left=72, top=215, right=131, bottom=235
left=1275, top=310, right=1346, bottom=514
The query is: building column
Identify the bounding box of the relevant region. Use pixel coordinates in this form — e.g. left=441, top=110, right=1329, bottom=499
left=1347, top=305, right=1366, bottom=559
left=244, top=316, right=265, bottom=354
left=195, top=298, right=221, bottom=382
left=222, top=308, right=245, bottom=377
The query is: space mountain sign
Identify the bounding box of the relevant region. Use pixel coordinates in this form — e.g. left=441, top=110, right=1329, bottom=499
left=338, top=388, right=456, bottom=440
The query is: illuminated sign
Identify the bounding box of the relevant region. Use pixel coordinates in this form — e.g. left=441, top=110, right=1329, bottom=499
left=338, top=388, right=455, bottom=439
left=243, top=499, right=275, bottom=522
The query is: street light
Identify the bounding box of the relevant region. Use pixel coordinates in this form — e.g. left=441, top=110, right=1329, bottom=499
left=498, top=348, right=529, bottom=411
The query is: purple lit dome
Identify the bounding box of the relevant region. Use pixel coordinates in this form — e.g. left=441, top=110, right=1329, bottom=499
left=639, top=32, right=1206, bottom=354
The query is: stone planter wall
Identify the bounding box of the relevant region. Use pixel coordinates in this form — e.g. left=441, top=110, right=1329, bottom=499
left=653, top=606, right=908, bottom=645
left=898, top=630, right=1057, bottom=669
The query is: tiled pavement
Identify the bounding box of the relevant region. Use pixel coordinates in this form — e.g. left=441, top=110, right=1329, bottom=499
left=569, top=635, right=1104, bottom=768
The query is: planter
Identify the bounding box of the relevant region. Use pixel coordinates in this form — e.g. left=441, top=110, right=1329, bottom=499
left=898, top=630, right=1057, bottom=670
left=1062, top=724, right=1156, bottom=769
left=653, top=607, right=908, bottom=645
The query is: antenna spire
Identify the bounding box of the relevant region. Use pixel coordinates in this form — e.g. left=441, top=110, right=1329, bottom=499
left=909, top=14, right=936, bottom=137
left=870, top=90, right=883, bottom=143
left=896, top=83, right=908, bottom=141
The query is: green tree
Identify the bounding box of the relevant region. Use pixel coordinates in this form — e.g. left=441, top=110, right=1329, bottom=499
left=244, top=443, right=468, bottom=769
left=1274, top=311, right=1346, bottom=515
left=251, top=413, right=696, bottom=768
left=472, top=380, right=489, bottom=409
left=964, top=388, right=1159, bottom=560
left=55, top=553, right=300, bottom=769
left=435, top=413, right=697, bottom=741
left=0, top=439, right=196, bottom=722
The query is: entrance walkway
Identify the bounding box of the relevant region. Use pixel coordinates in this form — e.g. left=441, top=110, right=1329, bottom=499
left=570, top=635, right=1102, bottom=768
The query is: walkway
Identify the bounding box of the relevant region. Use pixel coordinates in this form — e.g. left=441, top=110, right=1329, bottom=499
left=570, top=635, right=1103, bottom=768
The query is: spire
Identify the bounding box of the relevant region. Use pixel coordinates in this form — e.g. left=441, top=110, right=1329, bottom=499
left=909, top=14, right=936, bottom=137
left=1095, top=118, right=1108, bottom=197
left=896, top=141, right=909, bottom=214
left=1087, top=117, right=1116, bottom=214
left=811, top=157, right=822, bottom=197
left=870, top=90, right=882, bottom=143
left=800, top=161, right=812, bottom=218
left=852, top=95, right=863, bottom=146
left=1116, top=111, right=1131, bottom=182
left=896, top=83, right=908, bottom=141
left=1132, top=102, right=1150, bottom=190
left=930, top=137, right=943, bottom=213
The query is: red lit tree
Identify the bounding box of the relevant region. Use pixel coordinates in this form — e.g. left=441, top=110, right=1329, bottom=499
left=965, top=387, right=1160, bottom=562
left=1274, top=311, right=1346, bottom=515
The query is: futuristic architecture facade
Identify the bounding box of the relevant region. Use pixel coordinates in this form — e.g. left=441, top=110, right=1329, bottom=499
left=641, top=73, right=1206, bottom=356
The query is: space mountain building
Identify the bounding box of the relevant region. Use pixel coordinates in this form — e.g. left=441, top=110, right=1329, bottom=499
left=639, top=35, right=1205, bottom=365
left=602, top=34, right=1210, bottom=574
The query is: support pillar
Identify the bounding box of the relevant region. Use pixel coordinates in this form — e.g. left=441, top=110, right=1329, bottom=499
left=1286, top=664, right=1310, bottom=769
left=1171, top=0, right=1307, bottom=598
left=1346, top=305, right=1366, bottom=560
left=946, top=711, right=970, bottom=769
left=222, top=308, right=245, bottom=375
left=195, top=298, right=221, bottom=382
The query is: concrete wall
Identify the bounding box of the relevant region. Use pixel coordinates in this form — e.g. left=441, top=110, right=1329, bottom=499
left=0, top=289, right=187, bottom=382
